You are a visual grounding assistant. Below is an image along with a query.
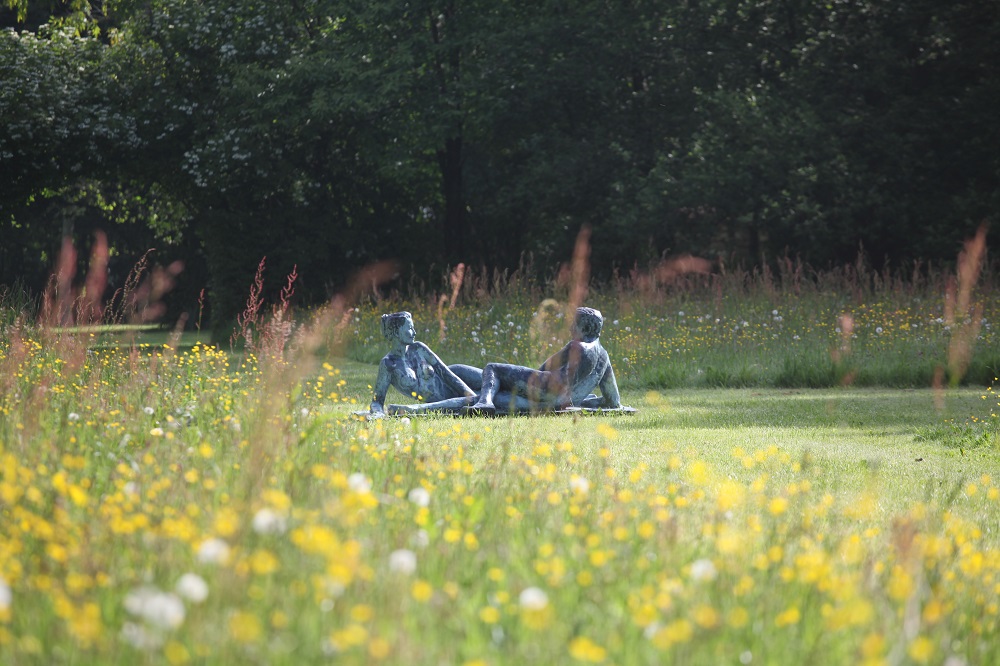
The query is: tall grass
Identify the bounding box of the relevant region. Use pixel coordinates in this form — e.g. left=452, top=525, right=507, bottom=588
left=343, top=255, right=1000, bottom=389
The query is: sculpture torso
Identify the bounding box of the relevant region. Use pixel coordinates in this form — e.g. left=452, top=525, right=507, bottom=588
left=385, top=344, right=451, bottom=402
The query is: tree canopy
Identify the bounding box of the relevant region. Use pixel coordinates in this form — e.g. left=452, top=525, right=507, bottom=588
left=2, top=0, right=997, bottom=328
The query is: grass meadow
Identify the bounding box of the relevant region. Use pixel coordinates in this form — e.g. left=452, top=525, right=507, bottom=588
left=1, top=255, right=999, bottom=665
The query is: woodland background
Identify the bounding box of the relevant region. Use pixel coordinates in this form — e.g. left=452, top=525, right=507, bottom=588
left=2, top=0, right=998, bottom=330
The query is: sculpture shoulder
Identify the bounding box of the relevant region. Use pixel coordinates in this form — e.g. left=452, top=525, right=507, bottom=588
left=406, top=342, right=440, bottom=363
left=408, top=341, right=434, bottom=355
left=380, top=353, right=404, bottom=371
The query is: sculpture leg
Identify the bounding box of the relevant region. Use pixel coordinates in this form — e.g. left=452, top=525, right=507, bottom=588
left=449, top=364, right=483, bottom=391
left=467, top=364, right=566, bottom=414
left=468, top=364, right=500, bottom=413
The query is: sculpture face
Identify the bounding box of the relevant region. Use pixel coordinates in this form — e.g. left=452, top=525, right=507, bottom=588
left=398, top=320, right=416, bottom=344
left=381, top=312, right=415, bottom=344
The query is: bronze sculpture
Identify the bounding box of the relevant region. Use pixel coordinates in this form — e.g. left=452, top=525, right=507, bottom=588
left=367, top=307, right=628, bottom=416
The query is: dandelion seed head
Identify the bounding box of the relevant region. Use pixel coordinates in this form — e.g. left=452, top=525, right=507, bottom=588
left=348, top=473, right=371, bottom=494
left=0, top=576, right=11, bottom=611
left=519, top=587, right=548, bottom=610
left=252, top=508, right=287, bottom=535
left=197, top=538, right=231, bottom=565
left=570, top=476, right=590, bottom=495
left=124, top=587, right=185, bottom=630
left=690, top=558, right=717, bottom=582
left=388, top=549, right=417, bottom=575
left=175, top=573, right=208, bottom=603
left=408, top=487, right=431, bottom=507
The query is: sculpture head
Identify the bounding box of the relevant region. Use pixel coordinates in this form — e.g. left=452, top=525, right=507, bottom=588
left=574, top=307, right=603, bottom=339
left=381, top=311, right=415, bottom=343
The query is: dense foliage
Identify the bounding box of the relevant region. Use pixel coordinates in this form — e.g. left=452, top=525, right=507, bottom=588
left=2, top=0, right=998, bottom=328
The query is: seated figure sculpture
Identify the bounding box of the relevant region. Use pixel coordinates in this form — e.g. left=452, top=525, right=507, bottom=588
left=464, top=306, right=621, bottom=415
left=369, top=312, right=483, bottom=416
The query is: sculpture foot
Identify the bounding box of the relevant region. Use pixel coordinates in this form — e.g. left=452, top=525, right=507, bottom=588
left=462, top=404, right=497, bottom=417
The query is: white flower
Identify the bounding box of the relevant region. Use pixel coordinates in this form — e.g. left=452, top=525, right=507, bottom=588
left=772, top=309, right=778, bottom=316
left=411, top=530, right=430, bottom=548
left=569, top=476, right=590, bottom=495
left=875, top=326, right=883, bottom=334
left=388, top=549, right=417, bottom=575
left=300, top=407, right=310, bottom=417
left=149, top=427, right=164, bottom=437
left=518, top=587, right=549, bottom=610
left=347, top=473, right=371, bottom=494
left=124, top=587, right=185, bottom=630
left=407, top=487, right=431, bottom=507
left=175, top=573, right=208, bottom=603
left=68, top=412, right=80, bottom=421
left=252, top=508, right=287, bottom=535
left=690, top=558, right=717, bottom=582
left=0, top=576, right=11, bottom=611
left=143, top=406, right=155, bottom=415
left=643, top=621, right=662, bottom=639
left=197, top=538, right=231, bottom=565
left=121, top=621, right=162, bottom=650
left=400, top=417, right=411, bottom=426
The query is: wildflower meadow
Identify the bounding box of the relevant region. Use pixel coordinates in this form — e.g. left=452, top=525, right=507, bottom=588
left=1, top=254, right=999, bottom=665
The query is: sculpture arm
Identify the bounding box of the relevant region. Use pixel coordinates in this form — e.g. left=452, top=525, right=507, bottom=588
left=538, top=343, right=571, bottom=373
left=369, top=358, right=392, bottom=414
left=597, top=360, right=621, bottom=408
left=413, top=342, right=477, bottom=397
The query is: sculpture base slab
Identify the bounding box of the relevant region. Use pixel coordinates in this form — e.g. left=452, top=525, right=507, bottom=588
left=352, top=406, right=636, bottom=420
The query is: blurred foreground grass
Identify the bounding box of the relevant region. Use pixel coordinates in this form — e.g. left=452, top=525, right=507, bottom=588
left=1, top=325, right=998, bottom=664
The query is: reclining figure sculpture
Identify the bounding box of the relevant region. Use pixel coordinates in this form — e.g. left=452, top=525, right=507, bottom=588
left=368, top=307, right=626, bottom=416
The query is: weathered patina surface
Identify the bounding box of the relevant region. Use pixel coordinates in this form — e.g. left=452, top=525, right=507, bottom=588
left=366, top=307, right=630, bottom=417
left=369, top=312, right=481, bottom=417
